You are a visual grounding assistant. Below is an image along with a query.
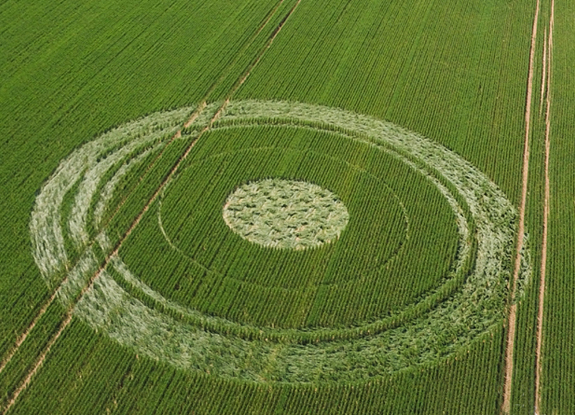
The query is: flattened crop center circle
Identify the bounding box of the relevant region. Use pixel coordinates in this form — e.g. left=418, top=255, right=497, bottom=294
left=30, top=100, right=528, bottom=383
left=223, top=179, right=349, bottom=250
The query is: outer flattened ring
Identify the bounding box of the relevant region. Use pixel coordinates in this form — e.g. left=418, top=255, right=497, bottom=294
left=31, top=100, right=530, bottom=383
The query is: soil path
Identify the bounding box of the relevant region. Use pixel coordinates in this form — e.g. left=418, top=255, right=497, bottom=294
left=540, top=29, right=547, bottom=115
left=535, top=2, right=554, bottom=413
left=0, top=288, right=61, bottom=375
left=502, top=0, right=540, bottom=412
left=0, top=313, right=72, bottom=415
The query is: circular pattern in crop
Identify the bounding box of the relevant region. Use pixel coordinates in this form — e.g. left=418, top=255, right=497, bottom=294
left=222, top=179, right=349, bottom=250
left=155, top=140, right=413, bottom=322
left=30, top=100, right=530, bottom=383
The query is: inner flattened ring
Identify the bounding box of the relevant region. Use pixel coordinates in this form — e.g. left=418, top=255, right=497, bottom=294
left=110, top=123, right=473, bottom=343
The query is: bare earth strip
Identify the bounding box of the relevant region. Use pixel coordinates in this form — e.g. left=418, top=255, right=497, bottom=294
left=540, top=29, right=547, bottom=115
left=535, top=1, right=554, bottom=413
left=0, top=1, right=302, bottom=412
left=502, top=0, right=540, bottom=412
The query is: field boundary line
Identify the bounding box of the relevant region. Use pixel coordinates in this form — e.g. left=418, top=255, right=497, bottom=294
left=535, top=1, right=553, bottom=413
left=502, top=0, right=540, bottom=412
left=0, top=1, right=302, bottom=410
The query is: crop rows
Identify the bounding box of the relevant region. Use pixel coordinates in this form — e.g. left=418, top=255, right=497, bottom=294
left=541, top=0, right=575, bottom=413
left=1, top=0, right=555, bottom=412
left=0, top=0, right=287, bottom=357
left=16, top=95, right=530, bottom=411
left=10, top=306, right=506, bottom=414
left=19, top=101, right=517, bottom=392
left=120, top=123, right=464, bottom=330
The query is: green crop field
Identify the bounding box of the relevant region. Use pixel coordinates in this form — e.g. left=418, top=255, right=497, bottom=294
left=0, top=0, right=572, bottom=413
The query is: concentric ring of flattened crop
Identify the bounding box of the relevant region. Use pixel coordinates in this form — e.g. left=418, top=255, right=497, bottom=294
left=31, top=100, right=530, bottom=383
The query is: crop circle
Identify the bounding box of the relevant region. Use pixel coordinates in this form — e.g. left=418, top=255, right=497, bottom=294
left=222, top=179, right=349, bottom=250
left=155, top=144, right=413, bottom=308
left=30, top=100, right=530, bottom=383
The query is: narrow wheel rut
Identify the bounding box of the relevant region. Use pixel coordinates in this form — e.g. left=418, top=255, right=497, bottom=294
left=0, top=289, right=60, bottom=375
left=535, top=1, right=554, bottom=412
left=502, top=0, right=540, bottom=412
left=0, top=313, right=73, bottom=415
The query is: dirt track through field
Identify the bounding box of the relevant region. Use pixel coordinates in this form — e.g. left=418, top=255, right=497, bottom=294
left=535, top=1, right=554, bottom=412
left=540, top=29, right=547, bottom=115
left=501, top=0, right=540, bottom=412
left=0, top=288, right=61, bottom=375
left=0, top=313, right=72, bottom=415
left=0, top=1, right=302, bottom=413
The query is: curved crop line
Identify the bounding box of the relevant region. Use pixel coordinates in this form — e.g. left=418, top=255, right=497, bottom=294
left=156, top=142, right=414, bottom=285
left=93, top=146, right=157, bottom=228
left=68, top=132, right=168, bottom=247
left=32, top=100, right=530, bottom=383
left=2, top=108, right=194, bottom=385
left=30, top=107, right=193, bottom=284
left=132, top=125, right=473, bottom=342
left=178, top=121, right=472, bottom=287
